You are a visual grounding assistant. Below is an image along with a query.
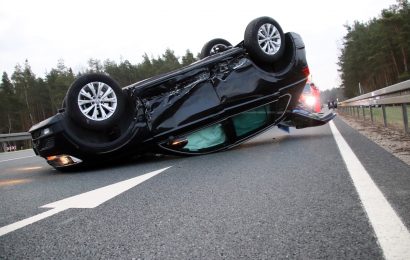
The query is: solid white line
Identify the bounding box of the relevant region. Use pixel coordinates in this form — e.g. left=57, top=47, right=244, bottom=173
left=329, top=121, right=410, bottom=260
left=0, top=208, right=65, bottom=237
left=0, top=155, right=36, bottom=163
left=0, top=166, right=171, bottom=237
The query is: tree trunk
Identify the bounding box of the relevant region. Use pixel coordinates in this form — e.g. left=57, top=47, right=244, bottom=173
left=393, top=24, right=408, bottom=73
left=24, top=89, right=34, bottom=125
left=390, top=50, right=400, bottom=78
left=7, top=113, right=12, bottom=133
left=41, top=104, right=46, bottom=120
left=401, top=46, right=408, bottom=73
left=383, top=69, right=388, bottom=86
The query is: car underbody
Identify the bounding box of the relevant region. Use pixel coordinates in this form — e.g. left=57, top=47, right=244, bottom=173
left=29, top=17, right=336, bottom=169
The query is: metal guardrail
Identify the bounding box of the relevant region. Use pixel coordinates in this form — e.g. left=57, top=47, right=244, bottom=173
left=0, top=132, right=32, bottom=152
left=338, top=79, right=410, bottom=134
left=0, top=132, right=32, bottom=142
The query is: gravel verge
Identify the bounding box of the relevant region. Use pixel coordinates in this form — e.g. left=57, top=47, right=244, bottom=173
left=337, top=112, right=410, bottom=166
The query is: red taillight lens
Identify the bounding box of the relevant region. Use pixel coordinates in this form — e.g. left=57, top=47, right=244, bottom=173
left=302, top=66, right=310, bottom=77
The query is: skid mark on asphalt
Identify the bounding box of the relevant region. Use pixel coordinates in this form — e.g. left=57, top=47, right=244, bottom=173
left=330, top=121, right=410, bottom=260
left=0, top=166, right=171, bottom=237
left=0, top=178, right=33, bottom=187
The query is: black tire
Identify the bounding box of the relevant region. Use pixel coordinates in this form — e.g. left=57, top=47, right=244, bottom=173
left=66, top=73, right=125, bottom=130
left=200, top=38, right=232, bottom=59
left=244, top=16, right=285, bottom=64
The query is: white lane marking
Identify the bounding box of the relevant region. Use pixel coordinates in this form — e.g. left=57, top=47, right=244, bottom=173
left=0, top=208, right=66, bottom=237
left=42, top=166, right=171, bottom=209
left=0, top=166, right=171, bottom=237
left=330, top=121, right=410, bottom=260
left=0, top=155, right=36, bottom=163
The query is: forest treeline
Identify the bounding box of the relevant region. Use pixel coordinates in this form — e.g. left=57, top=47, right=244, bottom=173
left=0, top=49, right=197, bottom=134
left=338, top=0, right=410, bottom=98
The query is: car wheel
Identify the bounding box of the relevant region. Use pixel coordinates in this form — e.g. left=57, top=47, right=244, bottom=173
left=66, top=73, right=125, bottom=130
left=244, top=16, right=285, bottom=64
left=200, top=38, right=232, bottom=59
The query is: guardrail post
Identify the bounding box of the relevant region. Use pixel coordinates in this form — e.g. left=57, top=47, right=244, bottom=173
left=340, top=79, right=410, bottom=130
left=382, top=105, right=387, bottom=127
left=370, top=106, right=374, bottom=124
left=403, top=104, right=409, bottom=135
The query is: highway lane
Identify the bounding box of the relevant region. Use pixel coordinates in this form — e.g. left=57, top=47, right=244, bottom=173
left=0, top=149, right=35, bottom=162
left=0, top=117, right=409, bottom=259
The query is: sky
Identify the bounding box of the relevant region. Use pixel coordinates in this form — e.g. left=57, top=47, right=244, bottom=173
left=0, top=0, right=398, bottom=90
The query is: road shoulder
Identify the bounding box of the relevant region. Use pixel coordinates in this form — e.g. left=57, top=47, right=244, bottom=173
left=337, top=112, right=410, bottom=166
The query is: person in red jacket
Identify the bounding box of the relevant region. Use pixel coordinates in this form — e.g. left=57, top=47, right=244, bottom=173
left=299, top=81, right=321, bottom=113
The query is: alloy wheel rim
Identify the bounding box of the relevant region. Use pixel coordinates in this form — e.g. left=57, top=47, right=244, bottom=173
left=257, top=23, right=281, bottom=55
left=77, top=81, right=117, bottom=121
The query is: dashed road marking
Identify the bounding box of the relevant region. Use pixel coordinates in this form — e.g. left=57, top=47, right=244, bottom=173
left=0, top=155, right=36, bottom=163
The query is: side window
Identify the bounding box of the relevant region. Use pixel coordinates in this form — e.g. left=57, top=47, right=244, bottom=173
left=184, top=124, right=226, bottom=151
left=164, top=123, right=227, bottom=153
left=162, top=98, right=288, bottom=154
left=232, top=105, right=268, bottom=137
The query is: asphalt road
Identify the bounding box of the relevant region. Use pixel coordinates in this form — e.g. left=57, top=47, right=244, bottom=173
left=1, top=117, right=410, bottom=259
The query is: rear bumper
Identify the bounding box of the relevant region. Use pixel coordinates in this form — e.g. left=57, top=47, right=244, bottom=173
left=279, top=109, right=336, bottom=129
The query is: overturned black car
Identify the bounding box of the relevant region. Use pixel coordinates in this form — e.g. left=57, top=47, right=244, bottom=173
left=29, top=17, right=335, bottom=170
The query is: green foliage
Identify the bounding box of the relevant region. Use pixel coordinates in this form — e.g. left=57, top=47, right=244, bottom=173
left=0, top=72, right=17, bottom=133
left=46, top=60, right=75, bottom=112
left=182, top=50, right=196, bottom=66
left=339, top=0, right=410, bottom=98
left=0, top=49, right=198, bottom=133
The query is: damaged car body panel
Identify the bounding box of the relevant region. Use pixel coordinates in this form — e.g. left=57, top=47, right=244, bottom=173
left=135, top=33, right=307, bottom=140
left=28, top=17, right=336, bottom=169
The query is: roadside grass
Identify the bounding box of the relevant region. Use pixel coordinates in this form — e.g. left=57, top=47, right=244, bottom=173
left=351, top=105, right=409, bottom=131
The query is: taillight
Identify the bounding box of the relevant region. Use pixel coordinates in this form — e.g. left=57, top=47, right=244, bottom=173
left=302, top=66, right=310, bottom=77
left=305, top=96, right=316, bottom=106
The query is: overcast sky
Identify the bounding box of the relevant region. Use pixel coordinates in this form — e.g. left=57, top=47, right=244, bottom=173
left=0, top=0, right=397, bottom=90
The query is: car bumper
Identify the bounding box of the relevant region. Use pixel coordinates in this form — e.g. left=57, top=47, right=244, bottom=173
left=29, top=114, right=86, bottom=167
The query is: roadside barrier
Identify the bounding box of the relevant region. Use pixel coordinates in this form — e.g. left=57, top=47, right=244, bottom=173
left=338, top=79, right=410, bottom=135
